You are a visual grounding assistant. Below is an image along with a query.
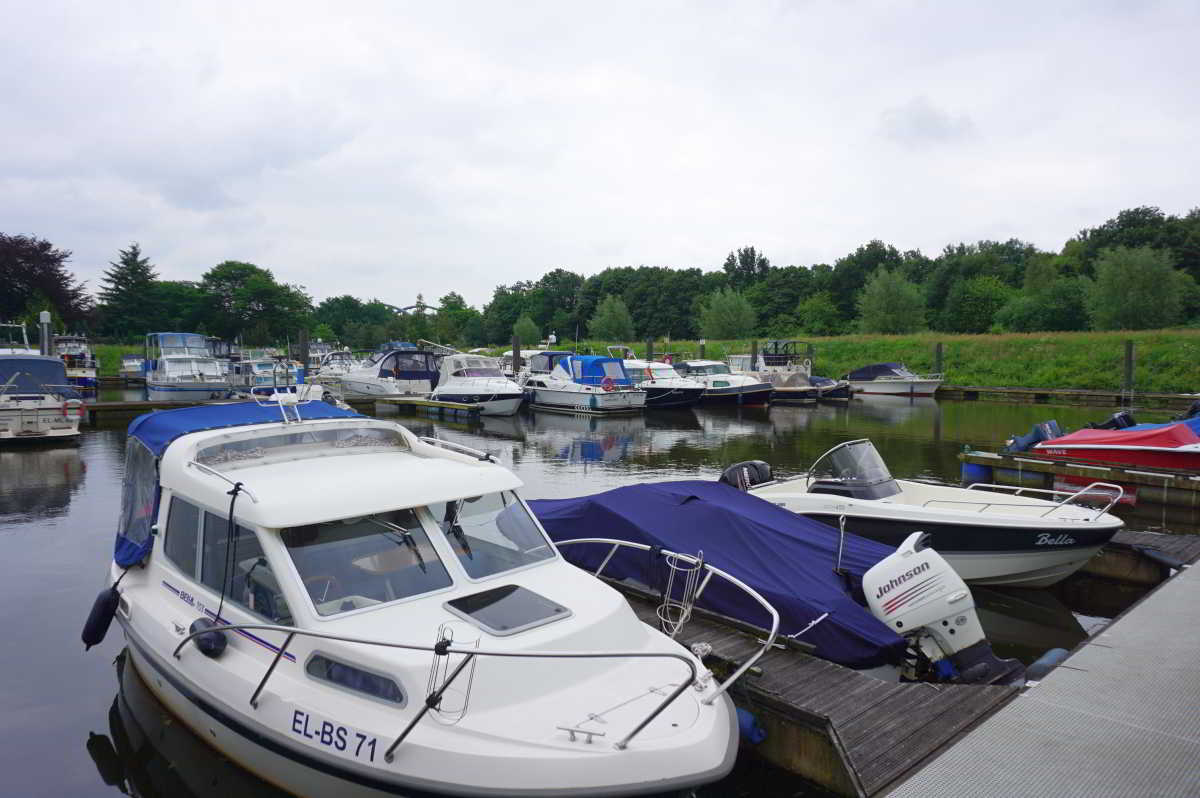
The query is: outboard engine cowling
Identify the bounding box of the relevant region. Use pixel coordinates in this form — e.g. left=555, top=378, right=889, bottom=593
left=863, top=533, right=1024, bottom=685
left=1004, top=419, right=1062, bottom=453
left=718, top=460, right=773, bottom=491
left=1088, top=410, right=1136, bottom=430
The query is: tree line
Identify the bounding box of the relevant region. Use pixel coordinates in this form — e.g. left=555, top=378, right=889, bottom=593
left=3, top=205, right=1198, bottom=349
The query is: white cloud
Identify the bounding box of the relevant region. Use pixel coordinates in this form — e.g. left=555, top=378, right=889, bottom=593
left=2, top=0, right=1197, bottom=308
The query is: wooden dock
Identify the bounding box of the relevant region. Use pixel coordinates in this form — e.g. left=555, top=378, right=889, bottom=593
left=938, top=384, right=1198, bottom=411
left=959, top=449, right=1200, bottom=508
left=346, top=395, right=483, bottom=418
left=1083, top=529, right=1200, bottom=584
left=80, top=395, right=482, bottom=425
left=889, top=559, right=1200, bottom=798
left=617, top=587, right=1019, bottom=797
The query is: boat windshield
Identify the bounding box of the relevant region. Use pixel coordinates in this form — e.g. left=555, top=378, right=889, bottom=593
left=282, top=508, right=453, bottom=616
left=812, top=440, right=894, bottom=485
left=157, top=334, right=210, bottom=356
left=686, top=363, right=731, bottom=376
left=649, top=365, right=680, bottom=380
left=164, top=358, right=224, bottom=377
left=195, top=424, right=408, bottom=471
left=428, top=491, right=555, bottom=579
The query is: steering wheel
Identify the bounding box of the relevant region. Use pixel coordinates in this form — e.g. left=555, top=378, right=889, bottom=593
left=303, top=574, right=341, bottom=603
left=601, top=376, right=615, bottom=392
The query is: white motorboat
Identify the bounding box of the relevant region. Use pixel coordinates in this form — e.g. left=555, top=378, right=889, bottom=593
left=673, top=361, right=773, bottom=406
left=145, top=333, right=232, bottom=401
left=844, top=363, right=942, bottom=397
left=53, top=335, right=99, bottom=390
left=81, top=397, right=749, bottom=796
left=733, top=439, right=1125, bottom=588
left=430, top=353, right=524, bottom=416
left=500, top=349, right=542, bottom=379
left=608, top=347, right=705, bottom=409
left=0, top=354, right=84, bottom=441
left=340, top=347, right=443, bottom=397
left=523, top=354, right=646, bottom=415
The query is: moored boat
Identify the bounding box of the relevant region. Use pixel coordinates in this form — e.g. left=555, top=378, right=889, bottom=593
left=738, top=439, right=1124, bottom=588
left=844, top=362, right=942, bottom=397
left=0, top=354, right=84, bottom=441
left=673, top=361, right=773, bottom=406
left=53, top=335, right=98, bottom=389
left=1024, top=411, right=1200, bottom=472
left=523, top=354, right=646, bottom=415
left=340, top=346, right=443, bottom=397
left=144, top=332, right=232, bottom=401
left=81, top=398, right=745, bottom=796
left=430, top=353, right=524, bottom=416
left=608, top=348, right=705, bottom=409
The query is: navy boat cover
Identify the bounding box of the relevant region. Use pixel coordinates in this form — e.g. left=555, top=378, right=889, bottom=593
left=113, top=401, right=363, bottom=567
left=529, top=481, right=907, bottom=669
left=845, top=362, right=910, bottom=381
left=0, top=355, right=80, bottom=399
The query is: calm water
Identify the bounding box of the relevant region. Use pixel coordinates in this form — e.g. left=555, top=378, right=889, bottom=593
left=1, top=396, right=1192, bottom=797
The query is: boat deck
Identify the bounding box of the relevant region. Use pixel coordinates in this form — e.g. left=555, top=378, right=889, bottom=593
left=620, top=589, right=1019, bottom=796
left=889, top=562, right=1200, bottom=798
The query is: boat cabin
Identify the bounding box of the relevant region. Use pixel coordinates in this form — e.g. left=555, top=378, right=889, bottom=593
left=525, top=350, right=574, bottom=375
left=675, top=360, right=732, bottom=377
left=439, top=353, right=506, bottom=381
left=845, top=362, right=919, bottom=381
left=363, top=348, right=443, bottom=384
left=548, top=355, right=634, bottom=387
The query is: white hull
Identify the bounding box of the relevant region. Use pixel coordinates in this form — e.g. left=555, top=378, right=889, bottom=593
left=849, top=378, right=942, bottom=396
left=528, top=387, right=646, bottom=415
left=147, top=382, right=232, bottom=401
left=340, top=376, right=432, bottom=397
left=942, top=546, right=1107, bottom=588
left=0, top=400, right=82, bottom=441
left=478, top=396, right=524, bottom=416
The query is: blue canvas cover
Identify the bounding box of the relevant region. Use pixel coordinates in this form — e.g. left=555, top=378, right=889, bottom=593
left=529, top=481, right=907, bottom=669
left=0, top=355, right=80, bottom=399
left=559, top=355, right=633, bottom=387
left=846, top=362, right=907, bottom=381
left=127, top=400, right=363, bottom=457
left=113, top=401, right=364, bottom=567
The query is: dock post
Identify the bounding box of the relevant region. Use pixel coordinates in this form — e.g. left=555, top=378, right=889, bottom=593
left=646, top=339, right=654, bottom=362
left=806, top=342, right=814, bottom=362
left=699, top=339, right=706, bottom=359
left=297, top=328, right=309, bottom=383
left=934, top=341, right=943, bottom=375
left=1122, top=340, right=1134, bottom=406
left=750, top=339, right=757, bottom=368
left=512, top=336, right=522, bottom=374
left=39, top=310, right=52, bottom=356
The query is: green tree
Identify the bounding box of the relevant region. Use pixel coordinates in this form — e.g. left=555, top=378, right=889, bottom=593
left=512, top=314, right=540, bottom=346
left=97, top=242, right=158, bottom=338
left=198, top=261, right=312, bottom=341
left=994, top=276, right=1093, bottom=332
left=831, top=241, right=905, bottom=319
left=146, top=281, right=206, bottom=333
left=1088, top=246, right=1183, bottom=330
left=855, top=269, right=926, bottom=333
left=795, top=291, right=843, bottom=336
left=0, top=233, right=91, bottom=326
left=940, top=275, right=1014, bottom=333
left=588, top=294, right=636, bottom=341
left=699, top=288, right=757, bottom=339
left=312, top=322, right=336, bottom=342
left=721, top=246, right=771, bottom=290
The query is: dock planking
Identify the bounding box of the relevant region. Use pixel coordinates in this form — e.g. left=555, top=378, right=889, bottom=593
left=619, top=588, right=1019, bottom=797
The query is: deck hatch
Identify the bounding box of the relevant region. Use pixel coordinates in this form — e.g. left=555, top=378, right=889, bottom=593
left=443, top=585, right=571, bottom=637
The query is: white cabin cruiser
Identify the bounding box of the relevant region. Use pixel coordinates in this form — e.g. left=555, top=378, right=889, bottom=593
left=145, top=333, right=232, bottom=401
left=608, top=348, right=705, bottom=409
left=673, top=361, right=773, bottom=407
left=731, top=439, right=1125, bottom=588
left=523, top=354, right=646, bottom=415
left=430, top=354, right=524, bottom=416
left=0, top=354, right=84, bottom=441
left=844, top=363, right=942, bottom=397
left=81, top=399, right=743, bottom=796
left=53, top=335, right=99, bottom=390
left=340, top=347, right=443, bottom=397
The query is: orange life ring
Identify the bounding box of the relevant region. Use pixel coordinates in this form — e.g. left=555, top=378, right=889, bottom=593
left=601, top=377, right=615, bottom=392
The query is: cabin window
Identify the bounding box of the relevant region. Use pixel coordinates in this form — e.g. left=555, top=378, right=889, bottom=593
left=200, top=512, right=292, bottom=624
left=165, top=497, right=201, bottom=578
left=428, top=492, right=555, bottom=580
left=281, top=508, right=453, bottom=616
left=114, top=437, right=159, bottom=567
left=306, top=654, right=405, bottom=705
left=600, top=361, right=625, bottom=379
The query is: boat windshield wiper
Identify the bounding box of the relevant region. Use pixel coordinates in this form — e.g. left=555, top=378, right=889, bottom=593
left=443, top=501, right=474, bottom=559
left=367, top=516, right=427, bottom=573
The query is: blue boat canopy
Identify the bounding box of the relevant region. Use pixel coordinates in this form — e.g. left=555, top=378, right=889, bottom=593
left=845, top=362, right=914, bottom=381
left=552, top=355, right=633, bottom=387
left=529, top=481, right=907, bottom=669
left=113, top=401, right=363, bottom=568
left=0, top=355, right=80, bottom=399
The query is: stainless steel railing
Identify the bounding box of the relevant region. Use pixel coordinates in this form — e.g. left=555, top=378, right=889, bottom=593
left=923, top=481, right=1125, bottom=520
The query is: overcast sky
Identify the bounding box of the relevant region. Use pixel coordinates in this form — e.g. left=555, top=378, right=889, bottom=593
left=3, top=1, right=1197, bottom=308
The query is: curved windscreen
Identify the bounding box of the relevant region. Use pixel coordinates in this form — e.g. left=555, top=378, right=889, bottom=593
left=814, top=440, right=893, bottom=485
left=428, top=492, right=555, bottom=579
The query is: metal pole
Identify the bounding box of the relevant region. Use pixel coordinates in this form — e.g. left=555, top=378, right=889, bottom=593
left=750, top=339, right=758, bottom=369
left=39, top=310, right=52, bottom=356
left=297, top=328, right=309, bottom=383
left=1123, top=340, right=1134, bottom=406
left=512, top=336, right=521, bottom=374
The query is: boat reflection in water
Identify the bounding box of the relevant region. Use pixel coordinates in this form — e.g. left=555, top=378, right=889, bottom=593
left=523, top=408, right=702, bottom=465
left=0, top=444, right=85, bottom=521
left=972, top=587, right=1088, bottom=664
left=88, top=650, right=288, bottom=798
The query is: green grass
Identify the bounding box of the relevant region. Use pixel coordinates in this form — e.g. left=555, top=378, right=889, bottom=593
left=495, top=329, right=1200, bottom=394
left=94, top=344, right=143, bottom=376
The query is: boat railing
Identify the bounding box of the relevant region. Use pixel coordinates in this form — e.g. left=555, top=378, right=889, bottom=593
left=171, top=621, right=698, bottom=758
left=926, top=481, right=1125, bottom=519
left=553, top=537, right=779, bottom=706
left=418, top=435, right=495, bottom=462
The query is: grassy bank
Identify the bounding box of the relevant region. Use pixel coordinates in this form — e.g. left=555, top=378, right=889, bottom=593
left=545, top=329, right=1199, bottom=394
left=94, top=344, right=143, bottom=376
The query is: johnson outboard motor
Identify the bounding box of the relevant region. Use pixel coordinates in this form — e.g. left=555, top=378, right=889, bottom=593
left=1088, top=409, right=1136, bottom=430
left=1174, top=400, right=1200, bottom=421
left=718, top=460, right=773, bottom=491
left=1003, top=419, right=1062, bottom=453
left=863, top=533, right=1024, bottom=686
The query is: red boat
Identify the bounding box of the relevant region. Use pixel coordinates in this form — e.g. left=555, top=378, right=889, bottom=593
left=1033, top=415, right=1200, bottom=472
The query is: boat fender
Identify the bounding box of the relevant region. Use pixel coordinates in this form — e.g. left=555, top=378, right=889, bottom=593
left=86, top=732, right=125, bottom=787
left=1026, top=647, right=1070, bottom=681
left=1133, top=545, right=1187, bottom=571
left=190, top=617, right=228, bottom=658
left=82, top=585, right=121, bottom=650
left=736, top=708, right=766, bottom=744
left=718, top=460, right=773, bottom=491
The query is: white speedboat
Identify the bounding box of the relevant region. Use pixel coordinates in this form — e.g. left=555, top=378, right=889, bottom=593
left=145, top=333, right=232, bottom=401
left=523, top=355, right=646, bottom=415
left=0, top=354, right=84, bottom=441
left=734, top=439, right=1125, bottom=588
left=844, top=363, right=942, bottom=397
left=673, top=361, right=773, bottom=406
left=430, top=353, right=524, bottom=416
left=608, top=348, right=705, bottom=409
left=81, top=397, right=745, bottom=796
left=340, top=347, right=443, bottom=397
left=53, top=335, right=99, bottom=390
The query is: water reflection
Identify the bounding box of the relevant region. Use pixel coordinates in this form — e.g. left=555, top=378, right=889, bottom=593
left=0, top=443, right=86, bottom=521
left=973, top=587, right=1087, bottom=664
